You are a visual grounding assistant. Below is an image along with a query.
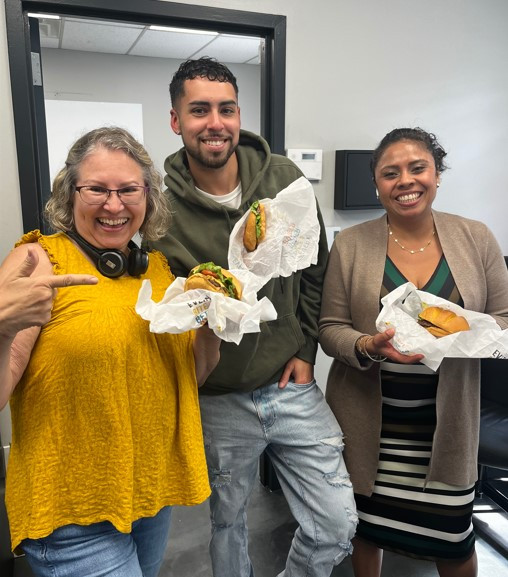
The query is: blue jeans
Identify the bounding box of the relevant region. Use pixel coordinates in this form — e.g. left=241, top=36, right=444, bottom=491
left=21, top=506, right=172, bottom=577
left=199, top=380, right=358, bottom=577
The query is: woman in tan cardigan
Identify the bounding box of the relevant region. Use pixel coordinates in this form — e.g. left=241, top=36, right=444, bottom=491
left=319, top=127, right=508, bottom=577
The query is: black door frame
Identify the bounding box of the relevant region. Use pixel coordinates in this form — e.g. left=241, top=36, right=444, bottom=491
left=5, top=0, right=287, bottom=232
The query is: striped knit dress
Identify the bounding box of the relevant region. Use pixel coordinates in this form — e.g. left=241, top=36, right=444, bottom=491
left=354, top=255, right=476, bottom=561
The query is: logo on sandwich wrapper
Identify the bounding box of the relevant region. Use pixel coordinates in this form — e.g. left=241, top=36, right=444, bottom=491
left=282, top=222, right=301, bottom=249
left=376, top=282, right=508, bottom=371
left=186, top=295, right=212, bottom=326
left=135, top=268, right=277, bottom=344
left=228, top=176, right=321, bottom=291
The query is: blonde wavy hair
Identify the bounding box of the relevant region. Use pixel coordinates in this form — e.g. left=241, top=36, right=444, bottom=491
left=44, top=126, right=170, bottom=240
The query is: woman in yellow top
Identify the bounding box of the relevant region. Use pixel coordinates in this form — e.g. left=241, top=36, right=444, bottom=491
left=0, top=126, right=220, bottom=577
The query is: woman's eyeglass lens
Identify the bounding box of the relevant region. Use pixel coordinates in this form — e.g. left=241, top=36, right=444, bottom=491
left=76, top=186, right=148, bottom=205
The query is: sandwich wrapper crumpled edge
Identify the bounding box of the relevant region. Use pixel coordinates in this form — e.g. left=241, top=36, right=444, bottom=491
left=376, top=281, right=508, bottom=372
left=227, top=176, right=321, bottom=293
left=135, top=268, right=277, bottom=345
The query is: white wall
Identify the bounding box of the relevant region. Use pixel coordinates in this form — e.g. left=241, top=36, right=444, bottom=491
left=2, top=0, right=508, bottom=263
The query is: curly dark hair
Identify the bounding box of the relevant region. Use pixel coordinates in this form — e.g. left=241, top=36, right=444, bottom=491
left=371, top=127, right=448, bottom=177
left=169, top=57, right=239, bottom=107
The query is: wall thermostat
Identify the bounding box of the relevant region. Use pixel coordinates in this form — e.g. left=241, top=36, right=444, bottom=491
left=286, top=148, right=323, bottom=181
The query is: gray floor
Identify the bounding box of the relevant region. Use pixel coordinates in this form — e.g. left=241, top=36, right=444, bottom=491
left=161, top=480, right=508, bottom=577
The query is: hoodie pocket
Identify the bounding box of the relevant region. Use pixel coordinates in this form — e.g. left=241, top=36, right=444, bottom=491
left=286, top=313, right=307, bottom=350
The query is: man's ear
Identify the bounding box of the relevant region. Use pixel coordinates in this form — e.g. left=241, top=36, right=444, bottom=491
left=170, top=109, right=181, bottom=135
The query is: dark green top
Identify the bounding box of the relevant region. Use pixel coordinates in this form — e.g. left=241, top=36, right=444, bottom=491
left=382, top=254, right=463, bottom=306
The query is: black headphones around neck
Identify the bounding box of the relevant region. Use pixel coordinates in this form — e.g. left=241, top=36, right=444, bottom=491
left=66, top=230, right=149, bottom=278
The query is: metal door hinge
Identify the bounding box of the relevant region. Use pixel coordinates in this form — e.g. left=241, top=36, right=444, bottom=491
left=31, top=52, right=42, bottom=86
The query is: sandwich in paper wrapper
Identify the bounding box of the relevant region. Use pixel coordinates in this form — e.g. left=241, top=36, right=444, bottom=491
left=227, top=176, right=321, bottom=293
left=136, top=267, right=277, bottom=345
left=135, top=176, right=321, bottom=344
left=376, top=282, right=508, bottom=372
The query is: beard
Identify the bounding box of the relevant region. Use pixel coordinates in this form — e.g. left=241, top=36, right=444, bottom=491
left=183, top=137, right=238, bottom=170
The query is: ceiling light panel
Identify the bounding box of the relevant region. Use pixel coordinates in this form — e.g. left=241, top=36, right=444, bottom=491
left=149, top=25, right=218, bottom=35
left=27, top=13, right=60, bottom=19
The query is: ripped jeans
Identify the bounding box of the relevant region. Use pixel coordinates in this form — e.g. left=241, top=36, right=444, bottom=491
left=199, top=380, right=358, bottom=577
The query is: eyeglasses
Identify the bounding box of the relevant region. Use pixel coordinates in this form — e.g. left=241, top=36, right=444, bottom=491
left=76, top=185, right=149, bottom=205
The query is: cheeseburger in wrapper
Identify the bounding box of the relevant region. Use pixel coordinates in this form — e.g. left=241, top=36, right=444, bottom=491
left=417, top=306, right=470, bottom=338
left=185, top=262, right=242, bottom=300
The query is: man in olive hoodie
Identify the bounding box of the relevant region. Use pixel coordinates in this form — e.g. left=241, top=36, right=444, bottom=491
left=148, top=57, right=357, bottom=577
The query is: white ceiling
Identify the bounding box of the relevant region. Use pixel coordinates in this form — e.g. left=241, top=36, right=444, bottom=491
left=37, top=16, right=262, bottom=65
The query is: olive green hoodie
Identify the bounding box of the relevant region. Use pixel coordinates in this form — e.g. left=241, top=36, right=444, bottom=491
left=148, top=130, right=328, bottom=395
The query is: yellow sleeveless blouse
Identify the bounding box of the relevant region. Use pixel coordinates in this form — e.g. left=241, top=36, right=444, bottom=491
left=6, top=231, right=210, bottom=550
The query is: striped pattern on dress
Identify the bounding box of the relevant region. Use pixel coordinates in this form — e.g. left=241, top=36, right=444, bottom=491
left=355, top=256, right=476, bottom=561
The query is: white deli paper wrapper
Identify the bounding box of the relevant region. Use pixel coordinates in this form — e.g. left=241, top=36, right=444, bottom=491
left=376, top=282, right=508, bottom=372
left=135, top=268, right=277, bottom=345
left=227, top=176, right=320, bottom=293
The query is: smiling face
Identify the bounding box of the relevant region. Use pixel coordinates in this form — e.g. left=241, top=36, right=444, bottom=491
left=170, top=77, right=241, bottom=171
left=73, top=147, right=147, bottom=253
left=374, top=139, right=440, bottom=223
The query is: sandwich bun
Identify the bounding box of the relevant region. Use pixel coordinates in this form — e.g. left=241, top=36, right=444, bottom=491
left=417, top=306, right=470, bottom=338
left=185, top=262, right=242, bottom=300
left=243, top=201, right=266, bottom=252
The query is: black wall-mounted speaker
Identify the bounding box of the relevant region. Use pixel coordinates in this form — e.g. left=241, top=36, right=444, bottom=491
left=334, top=150, right=382, bottom=210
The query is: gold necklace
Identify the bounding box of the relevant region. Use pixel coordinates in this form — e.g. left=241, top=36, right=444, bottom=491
left=388, top=224, right=435, bottom=254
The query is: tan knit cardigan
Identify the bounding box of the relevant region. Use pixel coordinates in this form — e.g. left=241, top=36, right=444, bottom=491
left=319, top=210, right=508, bottom=496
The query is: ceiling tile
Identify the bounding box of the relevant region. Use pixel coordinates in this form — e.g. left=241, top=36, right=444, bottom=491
left=193, top=35, right=262, bottom=64
left=61, top=20, right=144, bottom=54
left=129, top=29, right=217, bottom=59
left=40, top=36, right=60, bottom=49
left=66, top=18, right=144, bottom=28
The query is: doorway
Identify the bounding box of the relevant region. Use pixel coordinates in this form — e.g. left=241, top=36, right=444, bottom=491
left=37, top=14, right=264, bottom=209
